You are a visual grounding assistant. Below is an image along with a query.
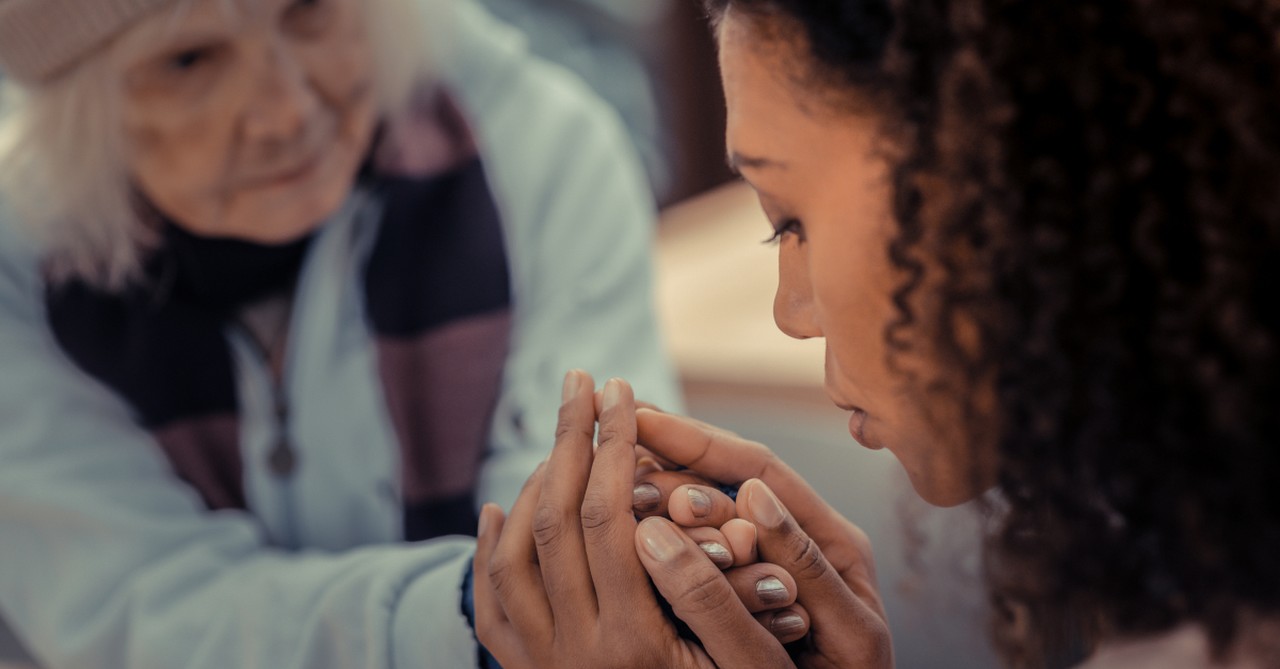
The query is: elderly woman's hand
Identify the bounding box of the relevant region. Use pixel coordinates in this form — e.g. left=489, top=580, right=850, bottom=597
left=633, top=409, right=895, bottom=669
left=631, top=458, right=759, bottom=570
left=472, top=372, right=807, bottom=669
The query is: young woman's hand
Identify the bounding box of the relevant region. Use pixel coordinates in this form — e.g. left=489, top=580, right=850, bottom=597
left=634, top=409, right=895, bottom=669
left=472, top=372, right=809, bottom=669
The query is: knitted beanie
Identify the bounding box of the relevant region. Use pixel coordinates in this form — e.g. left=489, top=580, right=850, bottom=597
left=0, top=0, right=177, bottom=85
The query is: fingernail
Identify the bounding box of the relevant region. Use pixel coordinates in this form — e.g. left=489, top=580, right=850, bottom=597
left=638, top=518, right=684, bottom=562
left=477, top=506, right=491, bottom=537
left=602, top=378, right=622, bottom=410
left=755, top=576, right=790, bottom=605
left=699, top=542, right=733, bottom=569
left=687, top=487, right=712, bottom=518
left=747, top=481, right=787, bottom=529
left=632, top=483, right=661, bottom=512
left=635, top=456, right=662, bottom=476
left=771, top=612, right=806, bottom=637
left=562, top=370, right=578, bottom=403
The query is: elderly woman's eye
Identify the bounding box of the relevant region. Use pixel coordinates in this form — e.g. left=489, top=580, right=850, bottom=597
left=285, top=0, right=332, bottom=33
left=168, top=48, right=211, bottom=72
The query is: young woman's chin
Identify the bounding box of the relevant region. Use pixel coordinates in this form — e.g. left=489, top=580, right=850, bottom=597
left=880, top=437, right=993, bottom=508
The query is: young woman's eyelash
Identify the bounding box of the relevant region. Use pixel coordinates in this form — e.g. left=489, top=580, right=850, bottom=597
left=763, top=218, right=802, bottom=246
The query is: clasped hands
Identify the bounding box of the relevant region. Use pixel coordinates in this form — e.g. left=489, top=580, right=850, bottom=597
left=473, top=371, right=894, bottom=669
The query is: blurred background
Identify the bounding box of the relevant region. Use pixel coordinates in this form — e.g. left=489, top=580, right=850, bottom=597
left=0, top=1, right=998, bottom=666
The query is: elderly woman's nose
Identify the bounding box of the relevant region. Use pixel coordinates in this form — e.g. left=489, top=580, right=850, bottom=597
left=242, top=44, right=319, bottom=141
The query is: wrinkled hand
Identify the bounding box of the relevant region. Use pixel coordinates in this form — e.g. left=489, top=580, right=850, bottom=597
left=472, top=372, right=809, bottom=668
left=632, top=407, right=894, bottom=669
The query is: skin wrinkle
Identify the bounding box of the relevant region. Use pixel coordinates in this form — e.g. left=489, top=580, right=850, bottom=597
left=110, top=0, right=377, bottom=241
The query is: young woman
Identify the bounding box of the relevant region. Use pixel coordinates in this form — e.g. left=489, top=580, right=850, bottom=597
left=473, top=0, right=1280, bottom=667
left=0, top=0, right=687, bottom=666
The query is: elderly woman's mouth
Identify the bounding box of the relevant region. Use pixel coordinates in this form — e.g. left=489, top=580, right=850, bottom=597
left=240, top=155, right=325, bottom=190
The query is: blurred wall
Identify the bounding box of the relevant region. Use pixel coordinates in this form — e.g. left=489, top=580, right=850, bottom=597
left=478, top=0, right=732, bottom=206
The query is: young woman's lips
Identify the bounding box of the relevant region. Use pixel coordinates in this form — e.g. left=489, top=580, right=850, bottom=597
left=834, top=403, right=880, bottom=450
left=847, top=408, right=871, bottom=447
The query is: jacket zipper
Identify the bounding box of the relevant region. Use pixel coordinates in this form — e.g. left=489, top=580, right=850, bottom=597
left=232, top=320, right=300, bottom=547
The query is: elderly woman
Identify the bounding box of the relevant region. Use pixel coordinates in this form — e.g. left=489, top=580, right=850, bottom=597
left=0, top=0, right=681, bottom=666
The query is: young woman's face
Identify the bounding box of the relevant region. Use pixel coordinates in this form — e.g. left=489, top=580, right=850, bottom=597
left=717, top=10, right=997, bottom=506
left=111, top=0, right=377, bottom=241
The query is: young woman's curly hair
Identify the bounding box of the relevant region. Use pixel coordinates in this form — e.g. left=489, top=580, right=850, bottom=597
left=704, top=0, right=1280, bottom=665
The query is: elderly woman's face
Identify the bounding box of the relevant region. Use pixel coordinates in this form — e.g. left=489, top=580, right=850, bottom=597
left=111, top=0, right=377, bottom=241
left=718, top=10, right=998, bottom=506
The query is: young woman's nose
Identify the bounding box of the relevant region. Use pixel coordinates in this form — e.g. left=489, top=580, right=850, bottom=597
left=242, top=41, right=318, bottom=143
left=773, top=247, right=823, bottom=340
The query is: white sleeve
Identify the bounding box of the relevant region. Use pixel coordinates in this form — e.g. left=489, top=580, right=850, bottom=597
left=433, top=0, right=684, bottom=511
left=0, top=224, right=480, bottom=669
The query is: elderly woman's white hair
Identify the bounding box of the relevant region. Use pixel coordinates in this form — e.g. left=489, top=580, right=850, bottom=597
left=0, top=0, right=438, bottom=289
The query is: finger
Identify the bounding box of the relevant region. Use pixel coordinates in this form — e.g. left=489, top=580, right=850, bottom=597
left=667, top=483, right=739, bottom=528
left=474, top=504, right=537, bottom=669
left=595, top=391, right=666, bottom=415
left=583, top=379, right=662, bottom=626
left=534, top=369, right=599, bottom=625
left=635, top=517, right=796, bottom=668
left=682, top=526, right=735, bottom=570
left=722, top=563, right=798, bottom=613
left=474, top=503, right=509, bottom=626
left=721, top=518, right=758, bottom=567
left=632, top=472, right=734, bottom=520
left=637, top=409, right=871, bottom=570
left=636, top=409, right=791, bottom=495
left=755, top=606, right=811, bottom=645
left=635, top=454, right=663, bottom=477
left=489, top=462, right=553, bottom=640
left=739, top=479, right=892, bottom=666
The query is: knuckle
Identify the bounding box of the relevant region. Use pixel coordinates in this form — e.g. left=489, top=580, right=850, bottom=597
left=579, top=493, right=617, bottom=533
left=487, top=556, right=516, bottom=599
left=595, top=422, right=629, bottom=448
left=854, top=617, right=895, bottom=668
left=474, top=608, right=503, bottom=646
left=849, top=523, right=874, bottom=556
left=531, top=504, right=568, bottom=549
left=554, top=413, right=593, bottom=443
left=783, top=532, right=830, bottom=583
left=671, top=568, right=736, bottom=618
left=754, top=450, right=786, bottom=481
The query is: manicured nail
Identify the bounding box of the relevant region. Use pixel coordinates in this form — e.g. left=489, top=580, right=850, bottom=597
left=747, top=481, right=787, bottom=529
left=562, top=370, right=578, bottom=403
left=638, top=518, right=684, bottom=562
left=602, top=378, right=622, bottom=410
left=771, top=612, right=806, bottom=637
left=755, top=576, right=790, bottom=605
left=687, top=487, right=712, bottom=518
left=632, top=483, right=661, bottom=512
left=699, top=542, right=733, bottom=569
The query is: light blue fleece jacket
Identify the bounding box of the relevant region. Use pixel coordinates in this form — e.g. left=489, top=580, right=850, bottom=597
left=0, top=2, right=681, bottom=667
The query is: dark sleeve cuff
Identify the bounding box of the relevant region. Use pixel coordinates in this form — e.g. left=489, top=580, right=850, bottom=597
left=461, top=560, right=505, bottom=669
